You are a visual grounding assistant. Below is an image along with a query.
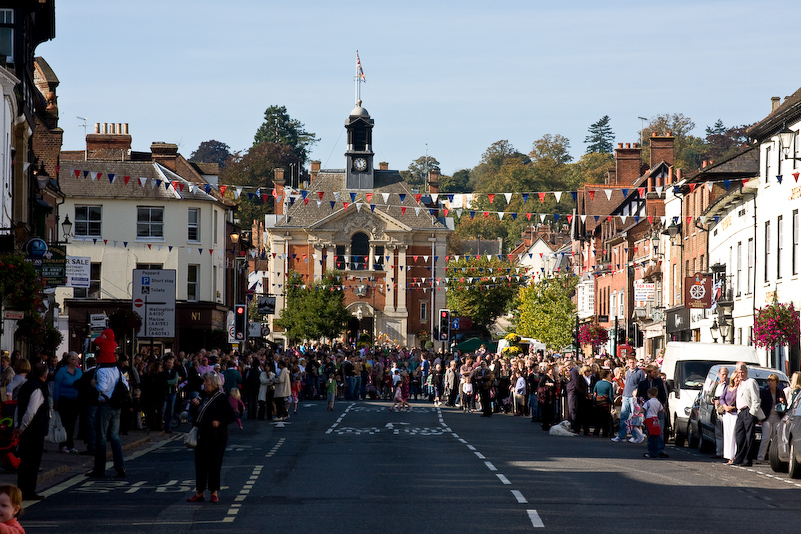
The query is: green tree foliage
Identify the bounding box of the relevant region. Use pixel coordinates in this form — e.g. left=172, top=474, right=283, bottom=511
left=471, top=140, right=530, bottom=191
left=569, top=152, right=613, bottom=185
left=515, top=273, right=578, bottom=350
left=585, top=115, right=615, bottom=154
left=440, top=169, right=471, bottom=193
left=275, top=270, right=350, bottom=343
left=445, top=257, right=524, bottom=331
left=455, top=135, right=576, bottom=252
left=253, top=105, right=318, bottom=164
left=219, top=142, right=299, bottom=227
left=189, top=140, right=232, bottom=167
left=400, top=155, right=440, bottom=189
left=704, top=119, right=752, bottom=162
left=639, top=113, right=706, bottom=171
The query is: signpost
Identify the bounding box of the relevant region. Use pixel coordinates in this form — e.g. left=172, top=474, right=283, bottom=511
left=132, top=269, right=176, bottom=338
left=66, top=256, right=91, bottom=288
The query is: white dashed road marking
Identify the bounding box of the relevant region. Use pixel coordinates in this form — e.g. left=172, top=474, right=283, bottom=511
left=527, top=510, right=545, bottom=528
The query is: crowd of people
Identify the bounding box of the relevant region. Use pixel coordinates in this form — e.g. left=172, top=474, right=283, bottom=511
left=4, top=334, right=801, bottom=507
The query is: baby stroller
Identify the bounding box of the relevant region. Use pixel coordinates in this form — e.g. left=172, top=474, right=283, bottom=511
left=0, top=400, right=21, bottom=470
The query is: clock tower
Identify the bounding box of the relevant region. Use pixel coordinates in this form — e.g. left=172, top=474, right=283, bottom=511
left=345, top=100, right=375, bottom=190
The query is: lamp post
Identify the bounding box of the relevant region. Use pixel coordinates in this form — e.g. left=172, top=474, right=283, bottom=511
left=778, top=124, right=801, bottom=161
left=710, top=318, right=719, bottom=343
left=61, top=215, right=72, bottom=243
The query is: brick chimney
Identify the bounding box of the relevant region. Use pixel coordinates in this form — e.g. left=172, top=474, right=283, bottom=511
left=86, top=122, right=132, bottom=159
left=771, top=96, right=781, bottom=113
left=309, top=160, right=321, bottom=183
left=273, top=168, right=286, bottom=216
left=151, top=142, right=179, bottom=171
left=428, top=169, right=440, bottom=195
left=379, top=161, right=389, bottom=170
left=614, top=142, right=641, bottom=185
left=650, top=132, right=674, bottom=167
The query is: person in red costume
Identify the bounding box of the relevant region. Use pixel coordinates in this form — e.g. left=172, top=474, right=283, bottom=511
left=94, top=329, right=117, bottom=364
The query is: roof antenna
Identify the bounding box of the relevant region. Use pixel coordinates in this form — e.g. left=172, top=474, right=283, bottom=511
left=77, top=116, right=88, bottom=160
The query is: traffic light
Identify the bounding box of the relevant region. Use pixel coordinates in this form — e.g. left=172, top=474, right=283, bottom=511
left=439, top=309, right=450, bottom=341
left=234, top=304, right=247, bottom=341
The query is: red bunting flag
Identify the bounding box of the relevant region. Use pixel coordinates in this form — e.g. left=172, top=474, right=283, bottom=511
left=414, top=194, right=422, bottom=203
left=588, top=190, right=596, bottom=200
left=365, top=193, right=373, bottom=202
left=73, top=169, right=80, bottom=178
left=538, top=192, right=546, bottom=203
left=688, top=183, right=697, bottom=193
left=401, top=207, right=407, bottom=215
left=794, top=172, right=800, bottom=182
left=647, top=216, right=653, bottom=224
left=483, top=211, right=489, bottom=218
left=526, top=213, right=532, bottom=221
left=318, top=191, right=324, bottom=200
left=220, top=185, right=227, bottom=195
left=637, top=187, right=645, bottom=197
left=343, top=202, right=349, bottom=210
left=567, top=214, right=573, bottom=224
left=487, top=194, right=495, bottom=204
left=124, top=176, right=131, bottom=185
left=443, top=208, right=449, bottom=216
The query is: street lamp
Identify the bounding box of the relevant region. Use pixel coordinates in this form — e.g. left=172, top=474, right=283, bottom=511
left=61, top=215, right=73, bottom=243
left=710, top=318, right=719, bottom=343
left=718, top=316, right=732, bottom=343
left=34, top=162, right=50, bottom=191
left=778, top=124, right=801, bottom=161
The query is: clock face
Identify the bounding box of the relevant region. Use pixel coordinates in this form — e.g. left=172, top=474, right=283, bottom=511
left=353, top=157, right=367, bottom=171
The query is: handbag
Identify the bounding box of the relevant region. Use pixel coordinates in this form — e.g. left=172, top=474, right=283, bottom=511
left=645, top=416, right=661, bottom=436
left=46, top=411, right=68, bottom=444
left=183, top=426, right=198, bottom=448
left=775, top=402, right=787, bottom=415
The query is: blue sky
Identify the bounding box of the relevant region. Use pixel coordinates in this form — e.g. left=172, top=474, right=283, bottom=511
left=38, top=0, right=801, bottom=176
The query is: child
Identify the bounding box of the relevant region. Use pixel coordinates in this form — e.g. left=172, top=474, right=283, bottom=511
left=0, top=484, right=24, bottom=534
left=290, top=374, right=301, bottom=414
left=461, top=376, right=474, bottom=413
left=326, top=373, right=336, bottom=411
left=642, top=387, right=664, bottom=459
left=229, top=388, right=245, bottom=430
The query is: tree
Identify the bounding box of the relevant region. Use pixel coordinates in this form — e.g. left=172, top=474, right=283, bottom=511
left=446, top=257, right=524, bottom=332
left=400, top=155, right=440, bottom=189
left=275, top=271, right=350, bottom=343
left=253, top=105, right=318, bottom=164
left=569, top=152, right=614, bottom=186
left=585, top=115, right=615, bottom=154
left=189, top=140, right=232, bottom=167
left=639, top=113, right=706, bottom=171
left=515, top=273, right=578, bottom=350
left=219, top=141, right=299, bottom=227
left=704, top=119, right=752, bottom=162
left=440, top=169, right=471, bottom=193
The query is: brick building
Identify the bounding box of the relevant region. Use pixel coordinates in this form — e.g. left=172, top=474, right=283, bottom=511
left=262, top=101, right=453, bottom=347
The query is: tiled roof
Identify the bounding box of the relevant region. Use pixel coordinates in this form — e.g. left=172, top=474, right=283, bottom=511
left=57, top=161, right=218, bottom=203
left=748, top=86, right=801, bottom=140
left=276, top=170, right=448, bottom=231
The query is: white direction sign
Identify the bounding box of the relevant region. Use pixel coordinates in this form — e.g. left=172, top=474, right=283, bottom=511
left=132, top=269, right=176, bottom=338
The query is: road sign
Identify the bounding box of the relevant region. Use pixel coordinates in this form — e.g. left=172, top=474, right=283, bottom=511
left=132, top=269, right=176, bottom=337
left=90, top=313, right=106, bottom=329
left=451, top=318, right=460, bottom=330
left=1, top=310, right=24, bottom=320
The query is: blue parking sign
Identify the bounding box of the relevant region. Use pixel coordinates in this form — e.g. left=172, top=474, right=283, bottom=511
left=451, top=318, right=460, bottom=330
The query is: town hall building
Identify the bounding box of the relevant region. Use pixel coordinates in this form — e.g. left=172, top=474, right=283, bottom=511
left=262, top=101, right=453, bottom=347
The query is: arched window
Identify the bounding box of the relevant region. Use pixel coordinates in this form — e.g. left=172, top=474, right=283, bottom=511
left=351, top=232, right=369, bottom=270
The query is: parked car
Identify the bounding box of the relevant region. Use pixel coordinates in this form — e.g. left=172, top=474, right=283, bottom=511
left=769, top=390, right=801, bottom=477
left=687, top=364, right=789, bottom=452
left=662, top=342, right=759, bottom=447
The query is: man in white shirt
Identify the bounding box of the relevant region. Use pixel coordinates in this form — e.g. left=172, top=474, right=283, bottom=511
left=732, top=362, right=763, bottom=466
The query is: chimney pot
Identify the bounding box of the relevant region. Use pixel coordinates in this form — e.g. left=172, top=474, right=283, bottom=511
left=309, top=160, right=321, bottom=183
left=94, top=122, right=100, bottom=134
left=103, top=123, right=108, bottom=134
left=626, top=143, right=631, bottom=149
left=124, top=123, right=129, bottom=135
left=618, top=143, right=623, bottom=148
left=379, top=161, right=389, bottom=170
left=771, top=96, right=781, bottom=112
left=110, top=123, right=116, bottom=134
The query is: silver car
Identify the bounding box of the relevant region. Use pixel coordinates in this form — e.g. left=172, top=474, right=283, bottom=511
left=769, top=391, right=801, bottom=477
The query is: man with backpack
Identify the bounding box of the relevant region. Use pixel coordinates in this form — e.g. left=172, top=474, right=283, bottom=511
left=86, top=353, right=129, bottom=479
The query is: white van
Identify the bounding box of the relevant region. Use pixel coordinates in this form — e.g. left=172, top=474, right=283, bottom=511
left=661, top=342, right=759, bottom=447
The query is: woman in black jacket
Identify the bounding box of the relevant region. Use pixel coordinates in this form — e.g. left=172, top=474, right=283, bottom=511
left=187, top=372, right=236, bottom=503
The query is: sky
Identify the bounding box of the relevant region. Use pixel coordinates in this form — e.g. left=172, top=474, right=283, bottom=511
left=37, top=0, right=801, bottom=177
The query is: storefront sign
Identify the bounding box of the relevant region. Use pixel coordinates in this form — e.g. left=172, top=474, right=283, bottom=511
left=684, top=274, right=712, bottom=309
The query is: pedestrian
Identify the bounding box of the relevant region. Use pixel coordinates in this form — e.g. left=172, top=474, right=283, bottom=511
left=592, top=369, right=614, bottom=438
left=642, top=387, right=664, bottom=459
left=53, top=352, right=82, bottom=453
left=187, top=373, right=237, bottom=503
left=710, top=366, right=730, bottom=459
left=272, top=360, right=290, bottom=421
left=5, top=359, right=29, bottom=401
left=74, top=357, right=98, bottom=455
left=326, top=372, right=336, bottom=411
left=162, top=355, right=180, bottom=433
left=86, top=356, right=129, bottom=479
left=258, top=362, right=275, bottom=421
left=228, top=388, right=244, bottom=430
left=732, top=362, right=762, bottom=467
left=720, top=371, right=740, bottom=464
left=0, top=484, right=24, bottom=534
left=611, top=356, right=645, bottom=443
left=537, top=365, right=558, bottom=431
left=444, top=361, right=459, bottom=407
left=757, top=373, right=787, bottom=462
left=476, top=361, right=494, bottom=417
left=460, top=375, right=474, bottom=413
left=14, top=364, right=49, bottom=501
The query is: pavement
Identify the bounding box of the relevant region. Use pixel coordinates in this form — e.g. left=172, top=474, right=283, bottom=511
left=0, top=428, right=162, bottom=488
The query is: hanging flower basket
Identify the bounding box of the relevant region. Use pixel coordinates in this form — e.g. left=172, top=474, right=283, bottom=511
left=578, top=323, right=609, bottom=347
left=753, top=300, right=800, bottom=349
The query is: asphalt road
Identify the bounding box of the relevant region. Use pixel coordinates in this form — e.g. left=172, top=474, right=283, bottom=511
left=20, top=400, right=801, bottom=533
